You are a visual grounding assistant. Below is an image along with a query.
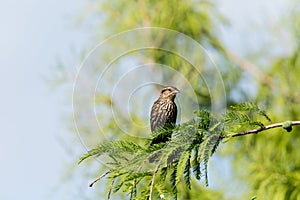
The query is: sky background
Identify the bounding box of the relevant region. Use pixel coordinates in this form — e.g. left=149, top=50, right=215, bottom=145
left=0, top=0, right=88, bottom=199
left=0, top=0, right=287, bottom=199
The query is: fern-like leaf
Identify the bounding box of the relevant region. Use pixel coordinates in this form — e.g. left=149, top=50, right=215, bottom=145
left=79, top=103, right=270, bottom=199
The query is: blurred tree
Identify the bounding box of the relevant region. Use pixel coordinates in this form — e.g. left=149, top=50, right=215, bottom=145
left=55, top=0, right=300, bottom=199
left=70, top=0, right=239, bottom=199
left=223, top=3, right=300, bottom=199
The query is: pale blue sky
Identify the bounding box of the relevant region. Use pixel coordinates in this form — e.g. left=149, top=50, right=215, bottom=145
left=0, top=0, right=88, bottom=199
left=0, top=0, right=288, bottom=199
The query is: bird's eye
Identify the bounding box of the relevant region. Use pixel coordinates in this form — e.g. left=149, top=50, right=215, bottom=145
left=162, top=89, right=171, bottom=93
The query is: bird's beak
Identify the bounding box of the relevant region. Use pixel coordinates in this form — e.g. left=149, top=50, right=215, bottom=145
left=173, top=89, right=180, bottom=94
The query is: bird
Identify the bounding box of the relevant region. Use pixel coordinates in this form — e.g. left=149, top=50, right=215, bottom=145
left=150, top=86, right=179, bottom=145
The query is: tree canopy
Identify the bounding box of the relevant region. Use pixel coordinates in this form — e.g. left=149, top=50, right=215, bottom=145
left=56, top=0, right=300, bottom=199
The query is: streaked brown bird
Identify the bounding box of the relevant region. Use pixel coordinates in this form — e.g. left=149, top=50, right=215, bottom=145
left=150, top=86, right=179, bottom=145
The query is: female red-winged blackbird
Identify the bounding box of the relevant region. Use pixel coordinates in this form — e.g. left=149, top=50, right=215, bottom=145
left=150, top=86, right=179, bottom=145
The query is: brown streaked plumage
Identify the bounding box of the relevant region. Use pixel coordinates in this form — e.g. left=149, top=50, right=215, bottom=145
left=150, top=86, right=179, bottom=144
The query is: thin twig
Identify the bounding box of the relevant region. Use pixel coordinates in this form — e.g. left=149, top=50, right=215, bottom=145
left=149, top=157, right=163, bottom=200
left=130, top=179, right=136, bottom=200
left=227, top=51, right=273, bottom=86
left=228, top=51, right=300, bottom=103
left=223, top=121, right=300, bottom=138
left=229, top=52, right=299, bottom=102
left=108, top=178, right=115, bottom=200
left=89, top=171, right=110, bottom=187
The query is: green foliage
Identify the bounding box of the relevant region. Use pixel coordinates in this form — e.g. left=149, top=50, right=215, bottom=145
left=224, top=102, right=271, bottom=135
left=225, top=10, right=300, bottom=199
left=58, top=1, right=242, bottom=199
left=55, top=0, right=300, bottom=199
left=79, top=103, right=270, bottom=199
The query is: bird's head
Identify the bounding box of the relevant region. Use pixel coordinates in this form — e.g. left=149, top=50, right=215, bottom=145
left=160, top=86, right=180, bottom=101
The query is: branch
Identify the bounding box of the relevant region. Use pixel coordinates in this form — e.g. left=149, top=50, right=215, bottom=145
left=89, top=171, right=110, bottom=187
left=227, top=51, right=274, bottom=87
left=223, top=121, right=300, bottom=138
left=129, top=179, right=136, bottom=200
left=108, top=178, right=115, bottom=200
left=227, top=52, right=300, bottom=104
left=149, top=157, right=163, bottom=200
